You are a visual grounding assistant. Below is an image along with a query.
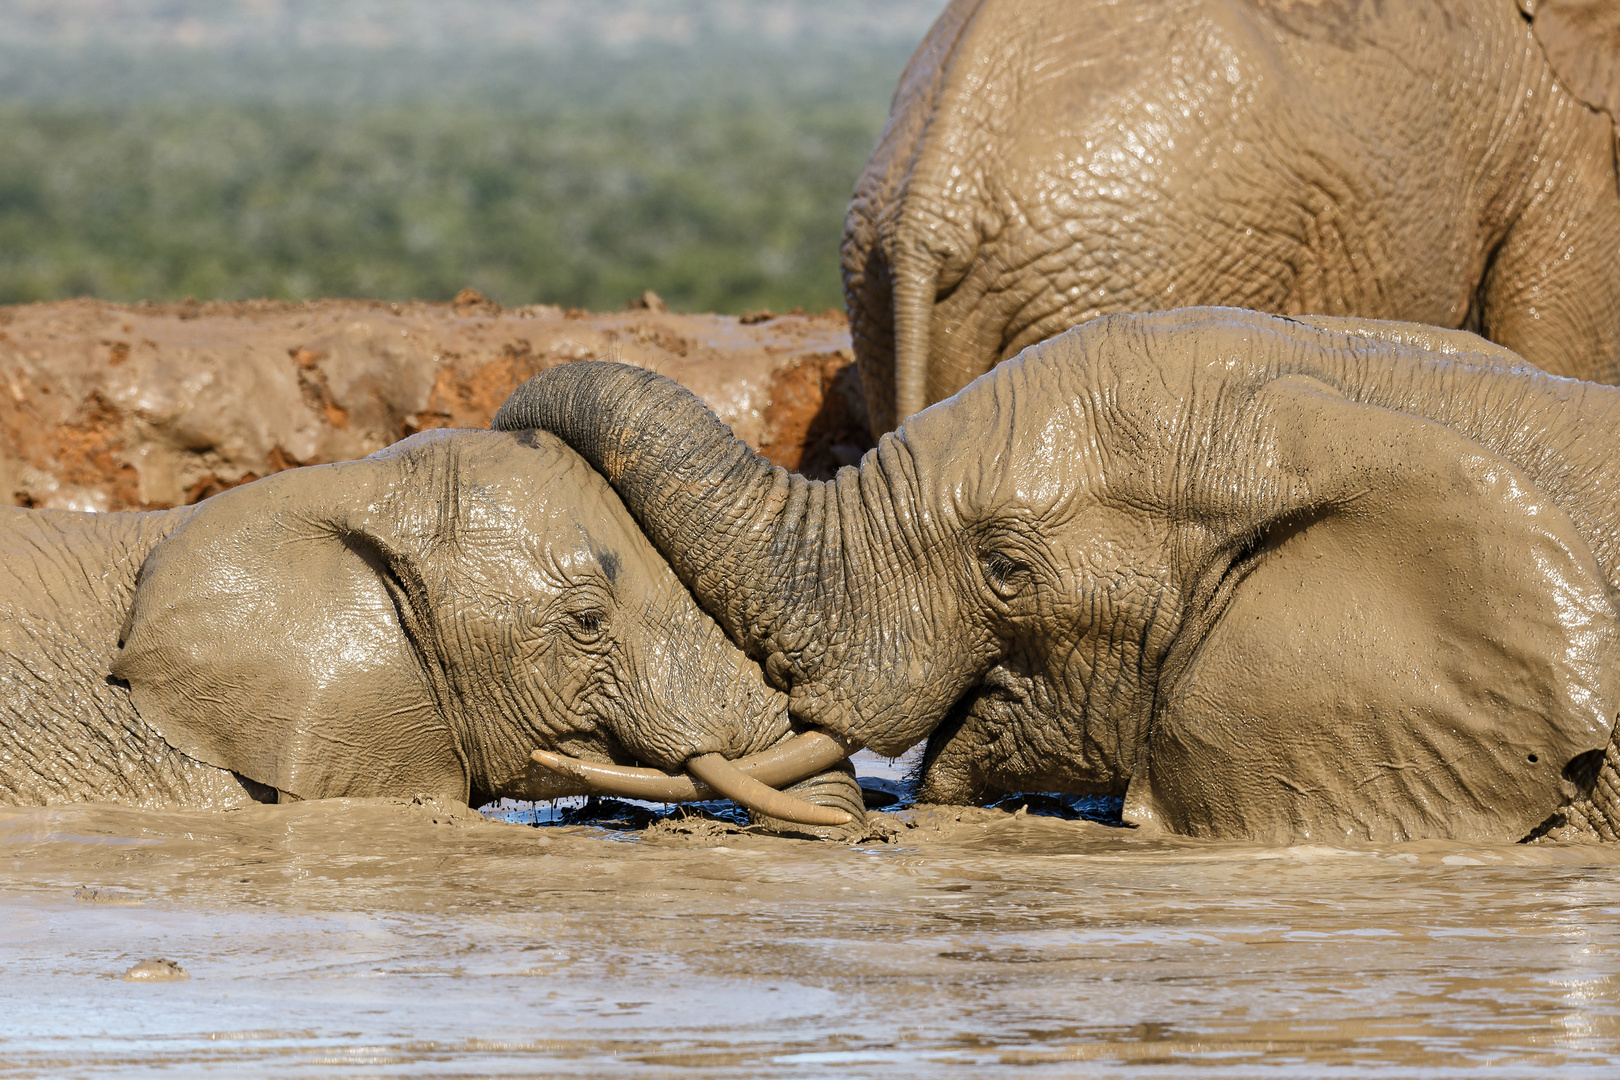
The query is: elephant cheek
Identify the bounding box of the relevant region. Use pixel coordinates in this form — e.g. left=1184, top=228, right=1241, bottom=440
left=598, top=637, right=712, bottom=769
left=925, top=636, right=1159, bottom=801
left=912, top=688, right=1020, bottom=804
left=616, top=635, right=793, bottom=769
left=498, top=641, right=605, bottom=757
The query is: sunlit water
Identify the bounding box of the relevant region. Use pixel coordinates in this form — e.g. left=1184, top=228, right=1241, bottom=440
left=2, top=751, right=1618, bottom=1077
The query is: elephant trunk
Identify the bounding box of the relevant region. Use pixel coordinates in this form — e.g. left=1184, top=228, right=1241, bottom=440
left=494, top=362, right=831, bottom=666
left=497, top=362, right=912, bottom=745
left=496, top=361, right=962, bottom=760
left=892, top=244, right=940, bottom=425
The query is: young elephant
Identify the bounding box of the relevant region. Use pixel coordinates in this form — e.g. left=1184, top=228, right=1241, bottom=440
left=845, top=0, right=1620, bottom=434
left=500, top=308, right=1620, bottom=845
left=0, top=427, right=855, bottom=827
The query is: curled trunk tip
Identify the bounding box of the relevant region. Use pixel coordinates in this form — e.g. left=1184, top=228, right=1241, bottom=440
left=685, top=753, right=853, bottom=827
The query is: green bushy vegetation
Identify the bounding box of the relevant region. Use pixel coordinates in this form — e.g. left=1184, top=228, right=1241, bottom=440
left=0, top=101, right=880, bottom=312
left=0, top=23, right=928, bottom=312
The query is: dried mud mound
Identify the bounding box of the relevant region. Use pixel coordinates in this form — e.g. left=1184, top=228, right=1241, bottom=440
left=0, top=294, right=870, bottom=511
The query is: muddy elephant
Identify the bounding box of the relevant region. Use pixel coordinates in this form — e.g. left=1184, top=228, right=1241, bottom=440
left=843, top=0, right=1620, bottom=434
left=499, top=308, right=1620, bottom=845
left=0, top=427, right=855, bottom=827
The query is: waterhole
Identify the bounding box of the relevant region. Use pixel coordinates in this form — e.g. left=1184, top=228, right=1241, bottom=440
left=2, top=752, right=1617, bottom=1077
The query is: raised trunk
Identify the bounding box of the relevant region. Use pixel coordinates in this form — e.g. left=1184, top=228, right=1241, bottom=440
left=494, top=363, right=863, bottom=731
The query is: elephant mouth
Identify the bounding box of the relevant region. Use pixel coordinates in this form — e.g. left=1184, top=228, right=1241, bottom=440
left=527, top=730, right=860, bottom=827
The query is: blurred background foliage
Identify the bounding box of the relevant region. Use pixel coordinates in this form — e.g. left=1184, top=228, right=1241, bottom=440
left=0, top=1, right=945, bottom=313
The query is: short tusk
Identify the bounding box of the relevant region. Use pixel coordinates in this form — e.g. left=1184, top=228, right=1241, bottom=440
left=527, top=730, right=860, bottom=806
left=730, top=730, right=857, bottom=788
left=529, top=748, right=713, bottom=801
left=686, top=753, right=853, bottom=827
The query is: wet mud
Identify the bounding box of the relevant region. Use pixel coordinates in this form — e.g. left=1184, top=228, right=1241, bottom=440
left=4, top=755, right=1619, bottom=1077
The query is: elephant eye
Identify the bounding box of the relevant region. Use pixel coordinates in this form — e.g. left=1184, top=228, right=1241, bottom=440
left=982, top=550, right=1028, bottom=595
left=568, top=610, right=606, bottom=643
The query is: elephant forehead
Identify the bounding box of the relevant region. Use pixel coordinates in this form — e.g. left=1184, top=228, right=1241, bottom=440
left=384, top=426, right=622, bottom=508
left=896, top=345, right=1100, bottom=521
left=395, top=429, right=674, bottom=590
left=495, top=520, right=685, bottom=617
left=443, top=494, right=672, bottom=602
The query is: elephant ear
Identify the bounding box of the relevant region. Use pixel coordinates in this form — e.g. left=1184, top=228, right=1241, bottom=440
left=1127, top=375, right=1620, bottom=844
left=1527, top=0, right=1620, bottom=120
left=111, top=460, right=469, bottom=803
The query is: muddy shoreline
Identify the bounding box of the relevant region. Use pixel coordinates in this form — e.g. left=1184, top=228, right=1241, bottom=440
left=5, top=787, right=1619, bottom=1076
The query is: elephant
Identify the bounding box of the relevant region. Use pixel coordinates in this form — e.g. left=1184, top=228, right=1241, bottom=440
left=498, top=307, right=1620, bottom=846
left=842, top=0, right=1620, bottom=435
left=0, top=426, right=857, bottom=828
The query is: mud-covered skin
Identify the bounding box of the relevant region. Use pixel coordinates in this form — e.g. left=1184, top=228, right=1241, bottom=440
left=0, top=505, right=259, bottom=806
left=1, top=428, right=821, bottom=815
left=501, top=309, right=1620, bottom=845
left=844, top=0, right=1620, bottom=433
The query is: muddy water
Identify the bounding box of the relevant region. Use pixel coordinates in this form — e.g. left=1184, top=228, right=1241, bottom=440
left=3, top=761, right=1620, bottom=1077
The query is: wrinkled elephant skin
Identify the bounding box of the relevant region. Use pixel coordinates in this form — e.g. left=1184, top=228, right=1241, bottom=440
left=843, top=0, right=1620, bottom=433
left=501, top=308, right=1620, bottom=845
left=0, top=428, right=861, bottom=827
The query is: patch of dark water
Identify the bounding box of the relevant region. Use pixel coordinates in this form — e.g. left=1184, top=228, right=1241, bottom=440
left=985, top=791, right=1127, bottom=825
left=480, top=747, right=924, bottom=827
left=484, top=795, right=753, bottom=829
left=480, top=781, right=1122, bottom=831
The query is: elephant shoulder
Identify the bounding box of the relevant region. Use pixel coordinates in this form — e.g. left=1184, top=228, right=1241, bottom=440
left=0, top=506, right=243, bottom=807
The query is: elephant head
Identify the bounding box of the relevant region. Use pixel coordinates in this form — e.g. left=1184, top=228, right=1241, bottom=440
left=111, top=427, right=852, bottom=825
left=844, top=0, right=1620, bottom=434
left=496, top=308, right=1620, bottom=844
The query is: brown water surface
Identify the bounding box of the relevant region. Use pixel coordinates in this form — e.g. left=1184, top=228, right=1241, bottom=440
left=3, top=778, right=1619, bottom=1077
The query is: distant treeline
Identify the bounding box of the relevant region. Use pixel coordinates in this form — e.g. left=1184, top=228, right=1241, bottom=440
left=0, top=34, right=924, bottom=312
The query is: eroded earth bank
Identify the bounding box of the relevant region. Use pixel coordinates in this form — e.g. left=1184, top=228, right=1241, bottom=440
left=0, top=293, right=870, bottom=512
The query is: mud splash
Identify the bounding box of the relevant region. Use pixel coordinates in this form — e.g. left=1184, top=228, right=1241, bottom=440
left=3, top=763, right=1619, bottom=1076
